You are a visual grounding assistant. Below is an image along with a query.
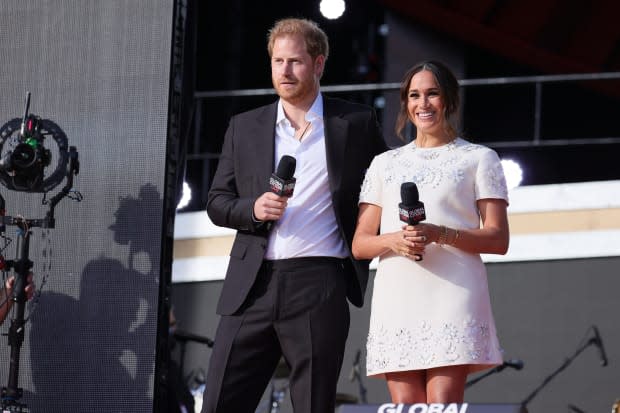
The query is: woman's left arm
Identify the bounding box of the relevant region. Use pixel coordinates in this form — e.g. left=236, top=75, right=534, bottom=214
left=453, top=198, right=509, bottom=255
left=414, top=198, right=509, bottom=255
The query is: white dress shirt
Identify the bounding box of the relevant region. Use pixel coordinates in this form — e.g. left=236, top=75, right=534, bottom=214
left=264, top=93, right=347, bottom=260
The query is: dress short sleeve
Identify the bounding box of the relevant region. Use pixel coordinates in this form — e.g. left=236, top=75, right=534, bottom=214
left=475, top=148, right=509, bottom=204
left=359, top=155, right=383, bottom=207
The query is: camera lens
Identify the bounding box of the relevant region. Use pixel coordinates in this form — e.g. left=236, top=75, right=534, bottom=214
left=11, top=143, right=37, bottom=170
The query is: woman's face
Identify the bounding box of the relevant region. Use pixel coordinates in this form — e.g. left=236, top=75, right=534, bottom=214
left=406, top=70, right=446, bottom=136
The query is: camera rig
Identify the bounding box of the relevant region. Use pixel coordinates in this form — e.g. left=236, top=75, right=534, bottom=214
left=0, top=93, right=80, bottom=412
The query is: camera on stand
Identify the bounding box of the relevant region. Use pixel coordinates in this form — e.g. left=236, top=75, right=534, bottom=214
left=0, top=92, right=81, bottom=412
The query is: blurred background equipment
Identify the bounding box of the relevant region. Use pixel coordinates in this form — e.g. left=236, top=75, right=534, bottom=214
left=520, top=325, right=609, bottom=409
left=0, top=92, right=80, bottom=412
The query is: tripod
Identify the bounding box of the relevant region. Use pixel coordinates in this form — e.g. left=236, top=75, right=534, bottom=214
left=1, top=222, right=34, bottom=412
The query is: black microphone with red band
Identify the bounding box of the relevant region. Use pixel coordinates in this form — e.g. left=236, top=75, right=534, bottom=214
left=399, top=182, right=426, bottom=225
left=269, top=155, right=296, bottom=197
left=399, top=182, right=426, bottom=261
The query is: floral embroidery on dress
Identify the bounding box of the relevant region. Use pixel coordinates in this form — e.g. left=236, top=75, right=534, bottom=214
left=483, top=158, right=508, bottom=199
left=359, top=174, right=374, bottom=201
left=367, top=318, right=501, bottom=374
left=360, top=138, right=508, bottom=204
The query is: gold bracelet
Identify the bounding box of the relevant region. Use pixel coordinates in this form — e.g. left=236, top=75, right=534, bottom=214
left=438, top=225, right=448, bottom=245
left=450, top=229, right=460, bottom=245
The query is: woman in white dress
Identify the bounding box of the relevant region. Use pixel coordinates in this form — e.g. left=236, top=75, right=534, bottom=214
left=352, top=60, right=510, bottom=403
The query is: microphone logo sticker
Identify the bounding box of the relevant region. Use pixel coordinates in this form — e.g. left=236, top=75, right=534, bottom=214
left=269, top=176, right=283, bottom=193
left=399, top=206, right=426, bottom=224
left=411, top=206, right=426, bottom=222
left=269, top=175, right=295, bottom=197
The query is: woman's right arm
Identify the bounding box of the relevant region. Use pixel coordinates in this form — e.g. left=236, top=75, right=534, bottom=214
left=352, top=203, right=420, bottom=259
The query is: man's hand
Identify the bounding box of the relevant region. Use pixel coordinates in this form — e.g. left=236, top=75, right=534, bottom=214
left=253, top=192, right=289, bottom=222
left=4, top=272, right=36, bottom=300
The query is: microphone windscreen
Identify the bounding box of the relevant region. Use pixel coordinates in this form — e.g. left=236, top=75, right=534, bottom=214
left=400, top=182, right=419, bottom=206
left=276, top=155, right=296, bottom=180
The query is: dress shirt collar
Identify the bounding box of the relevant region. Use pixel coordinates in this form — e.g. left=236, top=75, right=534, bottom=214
left=276, top=93, right=324, bottom=126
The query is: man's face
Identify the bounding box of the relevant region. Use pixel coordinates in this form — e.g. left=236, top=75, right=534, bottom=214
left=271, top=34, right=324, bottom=106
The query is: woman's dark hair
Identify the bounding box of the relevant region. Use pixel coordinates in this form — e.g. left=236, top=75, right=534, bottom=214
left=395, top=60, right=460, bottom=141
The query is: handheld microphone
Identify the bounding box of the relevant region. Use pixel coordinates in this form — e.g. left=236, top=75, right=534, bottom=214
left=502, top=359, right=524, bottom=370
left=399, top=182, right=426, bottom=225
left=592, top=325, right=608, bottom=367
left=269, top=155, right=296, bottom=197
left=399, top=182, right=426, bottom=261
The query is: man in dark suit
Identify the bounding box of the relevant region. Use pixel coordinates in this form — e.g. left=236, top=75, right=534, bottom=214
left=202, top=17, right=387, bottom=413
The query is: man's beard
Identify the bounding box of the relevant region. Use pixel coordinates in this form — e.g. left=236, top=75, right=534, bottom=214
left=273, top=77, right=316, bottom=104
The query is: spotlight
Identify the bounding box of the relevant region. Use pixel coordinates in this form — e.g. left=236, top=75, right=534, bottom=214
left=320, top=0, right=346, bottom=20
left=501, top=159, right=523, bottom=189
left=373, top=96, right=386, bottom=109
left=177, top=181, right=192, bottom=210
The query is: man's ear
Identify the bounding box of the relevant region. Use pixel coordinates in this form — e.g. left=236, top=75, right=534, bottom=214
left=314, top=55, right=325, bottom=78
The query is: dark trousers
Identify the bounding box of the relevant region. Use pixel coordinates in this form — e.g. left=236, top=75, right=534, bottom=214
left=202, top=257, right=351, bottom=413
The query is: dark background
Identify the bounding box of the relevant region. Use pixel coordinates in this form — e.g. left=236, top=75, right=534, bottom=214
left=182, top=0, right=620, bottom=212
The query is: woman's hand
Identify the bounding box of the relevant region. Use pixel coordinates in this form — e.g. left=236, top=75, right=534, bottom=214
left=399, top=224, right=428, bottom=260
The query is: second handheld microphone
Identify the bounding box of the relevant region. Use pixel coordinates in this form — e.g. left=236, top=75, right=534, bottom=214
left=399, top=182, right=426, bottom=225
left=269, top=155, right=296, bottom=197
left=399, top=182, right=426, bottom=261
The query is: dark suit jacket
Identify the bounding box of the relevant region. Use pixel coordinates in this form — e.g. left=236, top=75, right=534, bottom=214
left=207, top=95, right=388, bottom=316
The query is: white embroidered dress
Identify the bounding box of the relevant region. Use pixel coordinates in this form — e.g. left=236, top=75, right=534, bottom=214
left=360, top=138, right=508, bottom=377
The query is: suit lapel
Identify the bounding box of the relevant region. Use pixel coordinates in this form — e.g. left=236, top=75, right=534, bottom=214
left=246, top=103, right=277, bottom=192
left=323, top=97, right=348, bottom=195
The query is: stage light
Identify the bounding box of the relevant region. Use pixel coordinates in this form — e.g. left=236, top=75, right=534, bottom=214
left=501, top=159, right=523, bottom=189
left=177, top=181, right=191, bottom=210
left=320, top=0, right=345, bottom=20
left=378, top=23, right=389, bottom=36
